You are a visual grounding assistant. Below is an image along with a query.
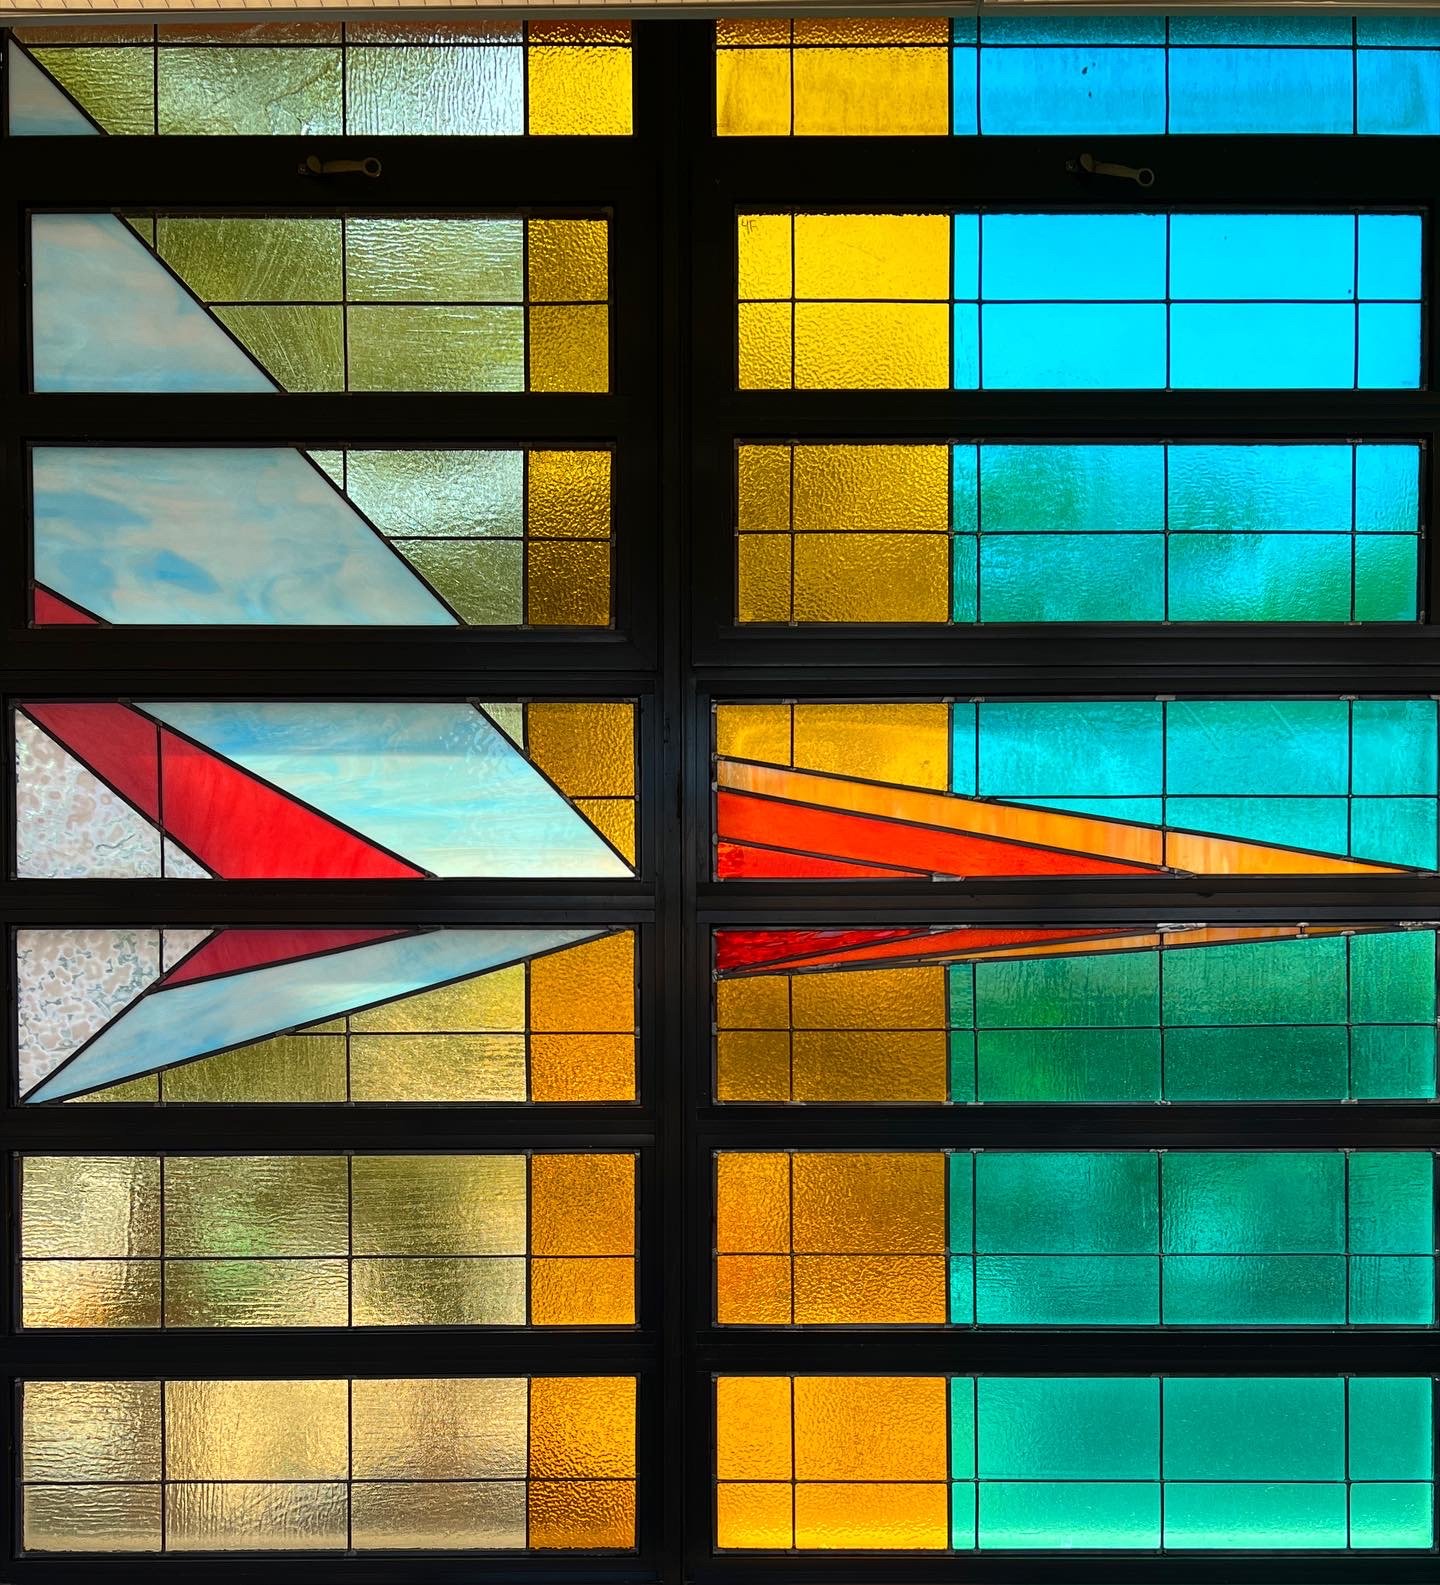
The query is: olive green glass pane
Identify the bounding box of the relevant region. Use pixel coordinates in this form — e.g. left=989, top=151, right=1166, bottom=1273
left=347, top=306, right=523, bottom=391
left=158, top=48, right=342, bottom=135
left=156, top=217, right=343, bottom=302
left=391, top=539, right=523, bottom=624
left=345, top=218, right=523, bottom=302
left=161, top=1034, right=348, bottom=1103
left=31, top=47, right=153, bottom=134
left=214, top=305, right=341, bottom=390
left=343, top=450, right=524, bottom=537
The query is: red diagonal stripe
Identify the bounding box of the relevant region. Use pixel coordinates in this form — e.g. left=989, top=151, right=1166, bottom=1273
left=163, top=927, right=413, bottom=987
left=715, top=840, right=919, bottom=882
left=33, top=586, right=103, bottom=625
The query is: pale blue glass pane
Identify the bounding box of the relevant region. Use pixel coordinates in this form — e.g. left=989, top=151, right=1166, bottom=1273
left=1170, top=214, right=1355, bottom=300
left=1349, top=1255, right=1436, bottom=1323
left=1163, top=1377, right=1344, bottom=1479
left=979, top=46, right=1164, bottom=134
left=951, top=47, right=978, bottom=133
left=1359, top=302, right=1422, bottom=387
left=1165, top=797, right=1348, bottom=856
left=1358, top=51, right=1440, bottom=134
left=1350, top=1484, right=1435, bottom=1548
left=981, top=17, right=1165, bottom=43
left=1350, top=929, right=1437, bottom=1022
left=1166, top=699, right=1350, bottom=795
left=979, top=535, right=1164, bottom=621
left=1349, top=1377, right=1434, bottom=1478
left=1355, top=537, right=1420, bottom=621
left=1359, top=213, right=1423, bottom=298
left=978, top=700, right=1162, bottom=798
left=952, top=305, right=980, bottom=389
left=1167, top=444, right=1352, bottom=532
left=1168, top=49, right=1353, bottom=134
left=982, top=214, right=1165, bottom=299
left=1161, top=1254, right=1346, bottom=1323
left=1355, top=444, right=1421, bottom=532
left=983, top=304, right=1165, bottom=388
left=1169, top=15, right=1353, bottom=43
left=1166, top=534, right=1351, bottom=621
left=976, top=1255, right=1160, bottom=1323
left=1164, top=1483, right=1347, bottom=1549
left=1351, top=798, right=1438, bottom=869
left=978, top=1377, right=1158, bottom=1478
left=953, top=213, right=979, bottom=300
left=1352, top=700, right=1436, bottom=794
left=981, top=445, right=1165, bottom=533
left=1164, top=1027, right=1349, bottom=1101
left=980, top=1482, right=1160, bottom=1548
left=1171, top=304, right=1357, bottom=388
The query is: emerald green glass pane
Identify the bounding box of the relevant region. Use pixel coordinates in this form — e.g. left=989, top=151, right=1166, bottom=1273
left=975, top=1152, right=1158, bottom=1252
left=1166, top=533, right=1350, bottom=621
left=978, top=1377, right=1158, bottom=1478
left=155, top=218, right=343, bottom=302
left=1163, top=936, right=1347, bottom=1024
left=390, top=539, right=523, bottom=624
left=158, top=48, right=342, bottom=135
left=345, top=218, right=523, bottom=302
left=1350, top=1483, right=1436, bottom=1548
left=1350, top=1025, right=1438, bottom=1098
left=1351, top=930, right=1437, bottom=1021
left=1163, top=1483, right=1347, bottom=1549
left=1161, top=1153, right=1344, bottom=1252
left=1161, top=1254, right=1346, bottom=1323
left=1163, top=1378, right=1344, bottom=1479
left=975, top=951, right=1158, bottom=1028
left=1163, top=1026, right=1350, bottom=1100
left=347, top=306, right=524, bottom=392
left=1348, top=1255, right=1436, bottom=1324
left=977, top=1029, right=1161, bottom=1101
left=980, top=444, right=1165, bottom=533
left=1349, top=1378, right=1434, bottom=1478
left=1165, top=699, right=1350, bottom=795
left=1348, top=1153, right=1435, bottom=1252
left=948, top=1030, right=977, bottom=1101
left=946, top=964, right=975, bottom=1028
left=978, top=1482, right=1160, bottom=1548
left=978, top=534, right=1165, bottom=621
left=975, top=1254, right=1159, bottom=1323
left=947, top=1154, right=973, bottom=1252
left=949, top=1378, right=975, bottom=1479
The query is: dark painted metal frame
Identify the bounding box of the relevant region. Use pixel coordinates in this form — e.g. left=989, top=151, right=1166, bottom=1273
left=0, top=17, right=1437, bottom=1585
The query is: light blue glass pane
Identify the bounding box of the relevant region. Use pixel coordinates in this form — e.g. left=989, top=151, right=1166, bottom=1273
left=950, top=700, right=977, bottom=795
left=976, top=948, right=1159, bottom=1026
left=1358, top=50, right=1440, bottom=133
left=1349, top=1378, right=1434, bottom=1478
left=1161, top=1254, right=1346, bottom=1324
left=982, top=214, right=1165, bottom=299
left=951, top=533, right=979, bottom=623
left=1166, top=534, right=1351, bottom=621
left=1355, top=536, right=1420, bottom=621
left=978, top=1377, right=1158, bottom=1478
left=948, top=1152, right=974, bottom=1252
left=1168, top=49, right=1353, bottom=134
left=980, top=1482, right=1160, bottom=1548
left=979, top=46, right=1165, bottom=134
left=978, top=700, right=1162, bottom=798
left=983, top=304, right=1166, bottom=388
left=1351, top=798, right=1438, bottom=870
left=1020, top=796, right=1163, bottom=824
left=1163, top=1483, right=1347, bottom=1549
left=1358, top=16, right=1440, bottom=45
left=1163, top=1377, right=1344, bottom=1480
left=953, top=304, right=980, bottom=389
left=1353, top=700, right=1436, bottom=794
left=976, top=1255, right=1160, bottom=1323
left=978, top=535, right=1164, bottom=621
left=981, top=444, right=1165, bottom=533
left=1170, top=15, right=1353, bottom=44
left=1349, top=1255, right=1436, bottom=1324
left=1163, top=934, right=1347, bottom=1023
left=7, top=42, right=101, bottom=135
left=1167, top=444, right=1352, bottom=533
left=951, top=46, right=979, bottom=133
left=1171, top=304, right=1358, bottom=388
left=1164, top=1026, right=1350, bottom=1101
left=1356, top=444, right=1421, bottom=532
left=953, top=213, right=979, bottom=300
left=1359, top=301, right=1422, bottom=387
left=1350, top=1483, right=1435, bottom=1548
left=1348, top=1153, right=1434, bottom=1253
left=1166, top=699, right=1350, bottom=795
left=1165, top=796, right=1348, bottom=857
left=1359, top=214, right=1423, bottom=299
left=1169, top=214, right=1355, bottom=300
left=1351, top=929, right=1437, bottom=1022
left=948, top=1256, right=975, bottom=1323
left=977, top=1028, right=1163, bottom=1102
left=1161, top=1152, right=1344, bottom=1252
left=1350, top=1025, right=1437, bottom=1100
left=951, top=446, right=979, bottom=533
left=981, top=17, right=1165, bottom=44
left=950, top=1378, right=976, bottom=1477
left=975, top=1152, right=1158, bottom=1253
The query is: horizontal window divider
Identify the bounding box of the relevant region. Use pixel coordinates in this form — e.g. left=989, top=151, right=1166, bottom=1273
left=686, top=1555, right=1440, bottom=1585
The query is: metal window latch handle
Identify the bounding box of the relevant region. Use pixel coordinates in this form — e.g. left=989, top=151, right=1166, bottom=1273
left=1070, top=152, right=1155, bottom=188
left=299, top=155, right=382, bottom=178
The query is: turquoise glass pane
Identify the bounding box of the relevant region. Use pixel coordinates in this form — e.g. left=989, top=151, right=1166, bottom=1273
left=978, top=700, right=1161, bottom=798
left=1161, top=1153, right=1344, bottom=1252
left=975, top=1255, right=1159, bottom=1324
left=1169, top=214, right=1356, bottom=299
left=1360, top=301, right=1423, bottom=386
left=1360, top=214, right=1424, bottom=298
left=979, top=47, right=1164, bottom=134
left=1351, top=797, right=1438, bottom=869
left=1350, top=1483, right=1436, bottom=1547
left=981, top=17, right=1166, bottom=43
left=1162, top=1254, right=1346, bottom=1324
left=1358, top=50, right=1440, bottom=133
left=948, top=1256, right=975, bottom=1323
left=978, top=534, right=1164, bottom=621
left=1163, top=936, right=1347, bottom=1023
left=949, top=1378, right=976, bottom=1478
left=1168, top=443, right=1354, bottom=531
left=1349, top=1377, right=1434, bottom=1478
left=975, top=1152, right=1157, bottom=1252
left=976, top=1029, right=1162, bottom=1102
left=977, top=1377, right=1159, bottom=1478
left=1168, top=48, right=1353, bottom=133
left=949, top=700, right=976, bottom=795
left=1163, top=1377, right=1344, bottom=1479
left=1351, top=929, right=1437, bottom=1021
left=1169, top=303, right=1357, bottom=388
left=952, top=214, right=979, bottom=299
left=975, top=949, right=1159, bottom=1027
left=1349, top=1255, right=1436, bottom=1324
left=947, top=1151, right=973, bottom=1251
left=952, top=304, right=980, bottom=388
left=1166, top=534, right=1350, bottom=622
left=1166, top=700, right=1349, bottom=795
left=1354, top=535, right=1420, bottom=620
left=1348, top=1153, right=1434, bottom=1252
left=1163, top=1027, right=1350, bottom=1101
left=1169, top=15, right=1352, bottom=42
left=950, top=47, right=978, bottom=135
left=1353, top=701, right=1437, bottom=794
left=1358, top=16, right=1440, bottom=43
left=978, top=1482, right=1160, bottom=1548
left=1163, top=1483, right=1347, bottom=1548
left=1164, top=796, right=1348, bottom=857
left=980, top=303, right=1166, bottom=388
left=950, top=1483, right=977, bottom=1549
left=980, top=444, right=1165, bottom=533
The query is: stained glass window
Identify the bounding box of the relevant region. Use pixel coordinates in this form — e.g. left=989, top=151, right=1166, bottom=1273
left=717, top=15, right=1440, bottom=136
left=738, top=211, right=1422, bottom=389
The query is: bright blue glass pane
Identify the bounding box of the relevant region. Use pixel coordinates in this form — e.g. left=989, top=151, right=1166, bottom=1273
left=953, top=213, right=979, bottom=298
left=977, top=700, right=1162, bottom=797
left=1355, top=444, right=1421, bottom=532
left=1169, top=214, right=1356, bottom=300
left=1166, top=534, right=1351, bottom=621
left=1170, top=303, right=1357, bottom=388
left=1359, top=301, right=1422, bottom=387
left=979, top=46, right=1164, bottom=134
left=1358, top=50, right=1440, bottom=133
left=1355, top=536, right=1420, bottom=620
left=1352, top=700, right=1437, bottom=794
left=1168, top=444, right=1352, bottom=532
left=1169, top=14, right=1354, bottom=44
left=981, top=16, right=1165, bottom=44
left=1360, top=213, right=1424, bottom=298
left=978, top=535, right=1164, bottom=620
left=1166, top=699, right=1350, bottom=795
left=951, top=50, right=979, bottom=133
left=981, top=444, right=1165, bottom=533
left=982, top=213, right=1165, bottom=299
left=1168, top=49, right=1353, bottom=133
left=982, top=304, right=1166, bottom=388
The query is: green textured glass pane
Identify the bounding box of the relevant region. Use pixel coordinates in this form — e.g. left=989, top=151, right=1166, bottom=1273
left=158, top=48, right=342, bottom=135
left=947, top=965, right=975, bottom=1029
left=163, top=1155, right=349, bottom=1257
left=977, top=1029, right=1161, bottom=1101
left=1350, top=1025, right=1437, bottom=1099
left=347, top=306, right=524, bottom=391
left=345, top=219, right=523, bottom=302
left=1351, top=930, right=1437, bottom=1022
left=1163, top=1378, right=1343, bottom=1480
left=975, top=1255, right=1159, bottom=1323
left=122, top=214, right=156, bottom=247
left=1161, top=1152, right=1344, bottom=1253
left=161, top=1035, right=347, bottom=1103
left=1162, top=1482, right=1346, bottom=1549
left=978, top=1378, right=1158, bottom=1479
left=1165, top=699, right=1350, bottom=795
left=1355, top=444, right=1422, bottom=532
left=342, top=450, right=523, bottom=537
left=979, top=444, right=1165, bottom=533
left=1348, top=1255, right=1436, bottom=1324
left=156, top=218, right=342, bottom=303
left=975, top=951, right=1158, bottom=1028
left=1168, top=444, right=1352, bottom=533
left=948, top=1030, right=976, bottom=1101
left=1348, top=1153, right=1434, bottom=1252
left=346, top=46, right=523, bottom=136
left=1349, top=1483, right=1435, bottom=1548
left=1354, top=701, right=1438, bottom=793
left=213, top=305, right=341, bottom=391
left=1163, top=1026, right=1349, bottom=1101
left=975, top=1152, right=1158, bottom=1253
left=391, top=539, right=523, bottom=625
left=1351, top=797, right=1438, bottom=869
left=948, top=1257, right=975, bottom=1324
left=1350, top=1378, right=1434, bottom=1478
left=979, top=1482, right=1159, bottom=1549
left=1354, top=534, right=1420, bottom=620
left=978, top=534, right=1164, bottom=621
left=163, top=1256, right=348, bottom=1326
left=31, top=47, right=153, bottom=134
left=947, top=1154, right=973, bottom=1252
left=950, top=1482, right=976, bottom=1549
left=978, top=700, right=1161, bottom=797
left=1161, top=1254, right=1346, bottom=1323
left=1166, top=534, right=1350, bottom=621
left=951, top=446, right=979, bottom=533
left=306, top=450, right=345, bottom=489
left=950, top=1379, right=975, bottom=1478
left=1163, top=936, right=1346, bottom=1025
left=950, top=533, right=978, bottom=623
left=1165, top=796, right=1348, bottom=857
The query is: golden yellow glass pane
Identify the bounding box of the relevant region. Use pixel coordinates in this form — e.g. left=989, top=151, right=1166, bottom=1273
left=716, top=1253, right=793, bottom=1324
left=527, top=704, right=635, bottom=799
left=793, top=1029, right=948, bottom=1103
left=352, top=963, right=525, bottom=1032
left=532, top=1153, right=635, bottom=1255
left=794, top=1480, right=948, bottom=1549
left=532, top=931, right=634, bottom=1033
left=24, top=1484, right=162, bottom=1553
left=166, top=1481, right=348, bottom=1551
left=163, top=1155, right=348, bottom=1257
left=23, top=1381, right=162, bottom=1481
left=530, top=1256, right=636, bottom=1325
left=716, top=974, right=789, bottom=1029
left=717, top=48, right=792, bottom=136
left=715, top=1030, right=792, bottom=1102
left=351, top=1155, right=526, bottom=1255
left=573, top=796, right=635, bottom=863
left=715, top=701, right=792, bottom=765
left=793, top=46, right=948, bottom=135
left=737, top=535, right=794, bottom=623
left=795, top=17, right=950, bottom=43
left=791, top=960, right=947, bottom=1026
left=161, top=1034, right=346, bottom=1102
left=21, top=1155, right=160, bottom=1258
left=793, top=1253, right=948, bottom=1324
left=715, top=1376, right=792, bottom=1480
left=716, top=1152, right=790, bottom=1252
left=352, top=1377, right=527, bottom=1478
left=529, top=1376, right=636, bottom=1478
left=351, top=1481, right=526, bottom=1549
left=794, top=302, right=949, bottom=389
left=352, top=1255, right=526, bottom=1325
left=792, top=1153, right=946, bottom=1253
left=528, top=542, right=612, bottom=626
left=527, top=46, right=632, bottom=135
left=793, top=533, right=949, bottom=622
left=163, top=1258, right=350, bottom=1328
left=795, top=214, right=948, bottom=300
left=529, top=1033, right=636, bottom=1102
left=738, top=301, right=795, bottom=388
left=349, top=1033, right=527, bottom=1102
left=738, top=214, right=793, bottom=298
left=529, top=303, right=609, bottom=392
left=528, top=1479, right=635, bottom=1549
left=22, top=1258, right=161, bottom=1329
left=165, top=1380, right=349, bottom=1480
left=716, top=1481, right=794, bottom=1548
left=528, top=449, right=611, bottom=537
left=737, top=445, right=792, bottom=532
left=527, top=219, right=608, bottom=304
left=793, top=1376, right=947, bottom=1480
left=791, top=705, right=949, bottom=792
left=792, top=443, right=948, bottom=531
left=716, top=19, right=792, bottom=45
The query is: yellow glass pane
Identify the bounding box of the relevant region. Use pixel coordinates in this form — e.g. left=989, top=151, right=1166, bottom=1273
left=531, top=930, right=634, bottom=1031
left=793, top=47, right=948, bottom=135
left=791, top=703, right=950, bottom=790
left=716, top=974, right=790, bottom=1029
left=351, top=1155, right=526, bottom=1255
left=793, top=1153, right=946, bottom=1253
left=165, top=1380, right=348, bottom=1480
left=792, top=443, right=948, bottom=531
left=737, top=445, right=792, bottom=532
left=352, top=1255, right=526, bottom=1325
left=161, top=1033, right=346, bottom=1102
left=717, top=49, right=792, bottom=136
left=796, top=214, right=948, bottom=300
left=21, top=1155, right=160, bottom=1257
left=529, top=1033, right=636, bottom=1102
left=795, top=18, right=950, bottom=43
left=716, top=1030, right=792, bottom=1102
left=715, top=1376, right=792, bottom=1480
left=23, top=1258, right=161, bottom=1329
left=716, top=18, right=792, bottom=45
left=351, top=1481, right=525, bottom=1549
left=739, top=301, right=793, bottom=389
left=70, top=1073, right=159, bottom=1103
left=528, top=542, right=612, bottom=626
left=529, top=1376, right=636, bottom=1478
left=163, top=1155, right=348, bottom=1257
left=529, top=303, right=609, bottom=392
left=529, top=449, right=611, bottom=537
left=532, top=1153, right=635, bottom=1255
left=527, top=46, right=632, bottom=135
left=717, top=1482, right=793, bottom=1548
left=794, top=1029, right=947, bottom=1102
left=164, top=1258, right=349, bottom=1328
left=795, top=302, right=949, bottom=389
left=794, top=1481, right=947, bottom=1549
left=349, top=1033, right=527, bottom=1102
left=793, top=533, right=948, bottom=622
left=166, top=1481, right=348, bottom=1551
left=527, top=703, right=634, bottom=798
left=738, top=535, right=794, bottom=623
left=351, top=962, right=524, bottom=1031
left=24, top=1484, right=161, bottom=1553
left=574, top=797, right=635, bottom=863
left=793, top=1376, right=947, bottom=1480
left=531, top=1256, right=635, bottom=1325
left=528, top=20, right=629, bottom=44
left=529, top=1479, right=635, bottom=1549
left=716, top=1152, right=790, bottom=1252
left=527, top=219, right=608, bottom=304
left=352, top=1377, right=526, bottom=1478
left=738, top=214, right=793, bottom=298
left=791, top=960, right=946, bottom=1025
left=23, top=1381, right=162, bottom=1480
left=715, top=701, right=791, bottom=765
left=793, top=1254, right=947, bottom=1324
left=717, top=1253, right=793, bottom=1324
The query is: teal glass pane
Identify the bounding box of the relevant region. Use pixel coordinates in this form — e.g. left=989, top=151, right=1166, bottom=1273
left=1349, top=1377, right=1434, bottom=1478
left=1350, top=1483, right=1436, bottom=1548
left=1167, top=48, right=1353, bottom=133
left=976, top=1028, right=1162, bottom=1102
left=1167, top=444, right=1353, bottom=533
left=948, top=1256, right=975, bottom=1323
left=1353, top=701, right=1438, bottom=794
left=1166, top=700, right=1350, bottom=795
left=1162, top=1254, right=1346, bottom=1324
left=1354, top=535, right=1420, bottom=621
left=981, top=17, right=1166, bottom=43
left=975, top=949, right=1159, bottom=1027
left=949, top=1378, right=976, bottom=1478
left=1351, top=929, right=1437, bottom=1021
left=1163, top=1378, right=1344, bottom=1479
left=1357, top=16, right=1440, bottom=43
left=978, top=1482, right=1161, bottom=1548
left=1351, top=797, right=1438, bottom=869
left=1163, top=936, right=1347, bottom=1024
left=981, top=303, right=1167, bottom=388
left=1165, top=796, right=1349, bottom=856
left=1349, top=1255, right=1436, bottom=1324
left=1168, top=15, right=1353, bottom=42
left=975, top=1152, right=1158, bottom=1252
left=1163, top=1483, right=1347, bottom=1549
left=1350, top=1024, right=1437, bottom=1099
left=977, top=700, right=1162, bottom=798
left=948, top=1030, right=977, bottom=1102
left=1161, top=1153, right=1344, bottom=1252
left=1163, top=1027, right=1350, bottom=1102
left=975, top=1254, right=1159, bottom=1324
left=950, top=1482, right=977, bottom=1549
left=947, top=1151, right=973, bottom=1252
left=977, top=1377, right=1159, bottom=1478
left=978, top=534, right=1165, bottom=621
left=980, top=444, right=1165, bottom=533
left=1348, top=1153, right=1434, bottom=1252
left=1358, top=51, right=1440, bottom=133
left=978, top=46, right=1164, bottom=135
